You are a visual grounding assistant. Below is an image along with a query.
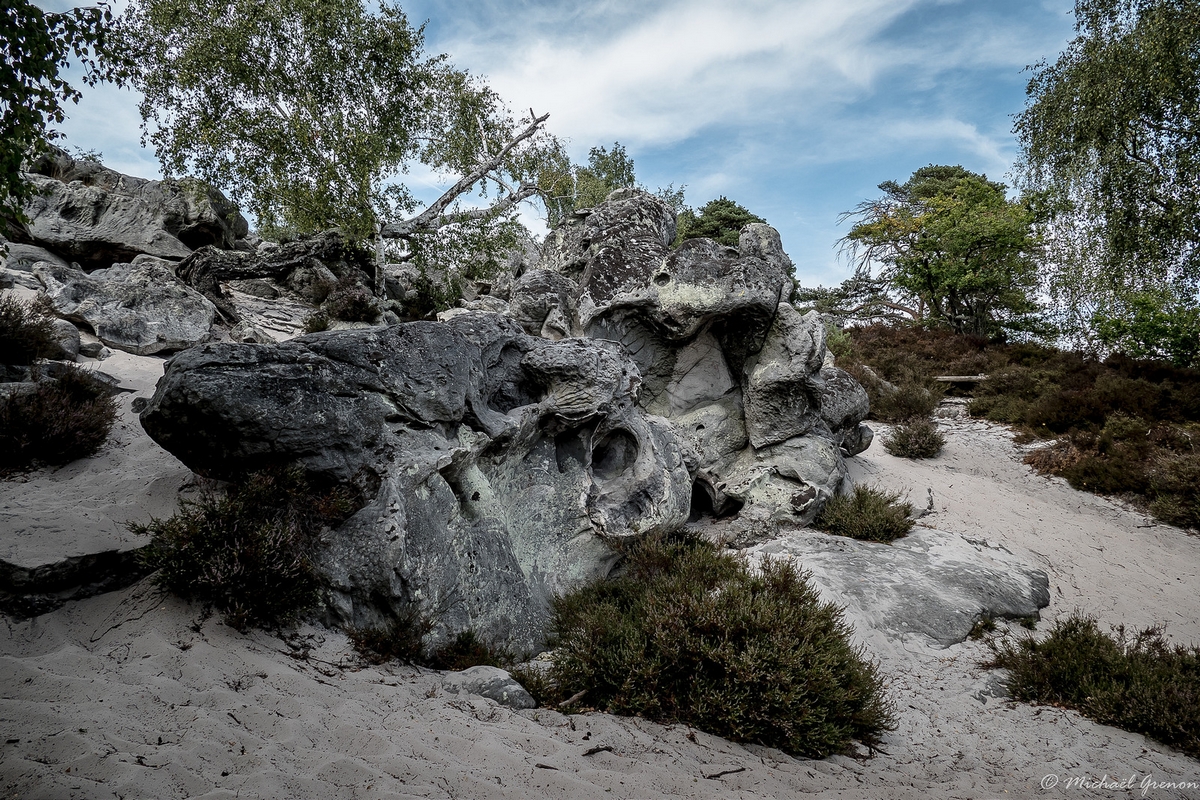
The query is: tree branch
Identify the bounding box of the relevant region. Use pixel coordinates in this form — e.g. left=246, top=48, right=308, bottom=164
left=381, top=111, right=549, bottom=239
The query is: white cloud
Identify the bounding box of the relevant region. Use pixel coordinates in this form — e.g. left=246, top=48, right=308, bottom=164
left=447, top=0, right=922, bottom=151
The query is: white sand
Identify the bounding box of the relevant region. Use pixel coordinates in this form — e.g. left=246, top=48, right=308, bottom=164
left=4, top=376, right=1200, bottom=798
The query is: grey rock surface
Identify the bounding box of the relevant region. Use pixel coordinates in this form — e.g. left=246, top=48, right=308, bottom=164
left=35, top=260, right=217, bottom=355
left=17, top=149, right=247, bottom=270
left=139, top=314, right=692, bottom=652
left=47, top=318, right=81, bottom=361
left=441, top=666, right=537, bottom=709
left=538, top=189, right=870, bottom=529
left=752, top=528, right=1051, bottom=648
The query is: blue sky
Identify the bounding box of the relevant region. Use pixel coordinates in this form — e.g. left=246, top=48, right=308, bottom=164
left=44, top=0, right=1078, bottom=287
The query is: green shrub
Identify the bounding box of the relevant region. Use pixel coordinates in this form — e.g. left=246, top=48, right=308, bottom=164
left=0, top=294, right=55, bottom=365
left=348, top=609, right=433, bottom=665
left=427, top=630, right=513, bottom=671
left=135, top=468, right=359, bottom=630
left=302, top=311, right=331, bottom=333
left=990, top=614, right=1200, bottom=759
left=813, top=484, right=914, bottom=543
left=0, top=367, right=117, bottom=473
left=882, top=418, right=945, bottom=458
left=542, top=534, right=895, bottom=757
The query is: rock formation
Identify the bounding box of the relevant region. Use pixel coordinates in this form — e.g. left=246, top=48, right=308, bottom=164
left=137, top=189, right=874, bottom=650
left=11, top=148, right=248, bottom=271
left=35, top=259, right=217, bottom=356
left=140, top=315, right=692, bottom=651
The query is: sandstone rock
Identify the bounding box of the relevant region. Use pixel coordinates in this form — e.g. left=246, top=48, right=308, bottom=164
left=742, top=305, right=827, bottom=449
left=18, top=150, right=247, bottom=270
left=139, top=315, right=693, bottom=651
left=35, top=261, right=217, bottom=355
left=753, top=528, right=1051, bottom=648
left=47, top=318, right=81, bottom=361
left=177, top=231, right=370, bottom=324
left=442, top=666, right=537, bottom=709
left=507, top=270, right=578, bottom=340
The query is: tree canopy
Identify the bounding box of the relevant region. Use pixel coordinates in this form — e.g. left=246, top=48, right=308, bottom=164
left=677, top=197, right=765, bottom=248
left=120, top=0, right=551, bottom=248
left=840, top=165, right=1042, bottom=339
left=1015, top=0, right=1200, bottom=357
left=2, top=1, right=123, bottom=235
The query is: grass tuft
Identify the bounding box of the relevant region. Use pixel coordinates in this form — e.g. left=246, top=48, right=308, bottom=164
left=812, top=484, right=914, bottom=543
left=134, top=468, right=359, bottom=630
left=990, top=614, right=1200, bottom=759
left=882, top=418, right=946, bottom=459
left=539, top=534, right=895, bottom=757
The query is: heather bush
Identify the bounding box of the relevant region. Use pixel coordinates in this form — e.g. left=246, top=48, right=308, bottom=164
left=991, top=614, right=1200, bottom=759
left=321, top=281, right=378, bottom=322
left=135, top=468, right=359, bottom=629
left=883, top=418, right=946, bottom=459
left=539, top=534, right=895, bottom=757
left=0, top=367, right=117, bottom=473
left=813, top=484, right=914, bottom=543
left=0, top=294, right=55, bottom=365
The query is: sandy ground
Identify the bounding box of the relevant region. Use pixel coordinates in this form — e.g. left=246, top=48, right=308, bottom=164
left=3, top=356, right=1200, bottom=798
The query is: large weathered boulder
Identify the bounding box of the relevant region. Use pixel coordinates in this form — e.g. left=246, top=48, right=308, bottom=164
left=537, top=189, right=869, bottom=530
left=140, top=314, right=693, bottom=651
left=34, top=261, right=217, bottom=355
left=17, top=149, right=248, bottom=270
left=753, top=529, right=1051, bottom=648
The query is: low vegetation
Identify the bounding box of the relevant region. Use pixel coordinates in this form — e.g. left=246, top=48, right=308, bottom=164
left=990, top=614, right=1200, bottom=759
left=882, top=418, right=946, bottom=459
left=0, top=367, right=118, bottom=474
left=527, top=534, right=895, bottom=758
left=832, top=324, right=1199, bottom=530
left=135, top=468, right=359, bottom=630
left=0, top=294, right=56, bottom=364
left=813, top=485, right=914, bottom=543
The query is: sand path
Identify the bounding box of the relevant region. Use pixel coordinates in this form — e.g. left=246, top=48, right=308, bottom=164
left=3, top=389, right=1200, bottom=798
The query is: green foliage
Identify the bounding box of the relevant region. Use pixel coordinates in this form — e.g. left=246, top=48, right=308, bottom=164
left=0, top=367, right=117, bottom=474
left=841, top=165, right=1043, bottom=338
left=1, top=1, right=125, bottom=234
left=541, top=142, right=637, bottom=228
left=121, top=0, right=547, bottom=244
left=135, top=468, right=359, bottom=629
left=676, top=196, right=766, bottom=248
left=990, top=614, right=1200, bottom=759
left=1016, top=0, right=1200, bottom=345
left=837, top=322, right=1200, bottom=528
left=0, top=294, right=55, bottom=365
left=1093, top=287, right=1200, bottom=367
left=813, top=485, right=914, bottom=543
left=882, top=418, right=946, bottom=459
left=543, top=534, right=895, bottom=757
left=301, top=311, right=331, bottom=334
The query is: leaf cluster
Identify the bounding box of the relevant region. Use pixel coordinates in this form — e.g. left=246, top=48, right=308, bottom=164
left=541, top=534, right=895, bottom=758
left=120, top=0, right=526, bottom=241
left=2, top=1, right=126, bottom=233
left=1017, top=0, right=1200, bottom=296
left=840, top=165, right=1043, bottom=338
left=991, top=613, right=1200, bottom=759
left=676, top=196, right=765, bottom=248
